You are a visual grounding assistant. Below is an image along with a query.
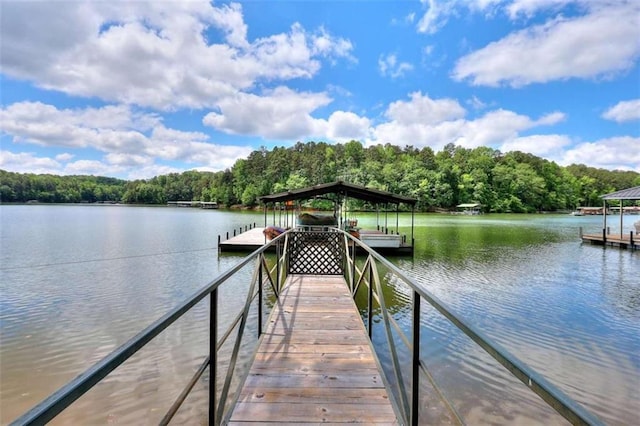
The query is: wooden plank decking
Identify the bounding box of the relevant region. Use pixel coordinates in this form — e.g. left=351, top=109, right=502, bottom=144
left=228, top=274, right=398, bottom=424
left=582, top=233, right=639, bottom=250
left=219, top=227, right=267, bottom=252
left=219, top=227, right=413, bottom=255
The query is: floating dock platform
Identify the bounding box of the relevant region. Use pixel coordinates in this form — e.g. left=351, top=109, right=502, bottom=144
left=219, top=227, right=413, bottom=255
left=219, top=227, right=268, bottom=252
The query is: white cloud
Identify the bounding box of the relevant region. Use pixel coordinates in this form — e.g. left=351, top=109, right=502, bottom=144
left=453, top=109, right=533, bottom=147
left=325, top=111, right=371, bottom=142
left=466, top=95, right=488, bottom=110
left=378, top=53, right=414, bottom=79
left=0, top=1, right=353, bottom=110
left=384, top=92, right=466, bottom=125
left=0, top=102, right=253, bottom=177
left=559, top=136, right=640, bottom=171
left=372, top=119, right=466, bottom=149
left=311, top=26, right=355, bottom=61
left=202, top=86, right=372, bottom=142
left=104, top=153, right=153, bottom=168
left=0, top=151, right=62, bottom=175
left=203, top=87, right=332, bottom=139
left=371, top=92, right=567, bottom=151
left=602, top=99, right=640, bottom=123
left=417, top=0, right=455, bottom=34
left=1, top=102, right=150, bottom=151
left=506, top=0, right=578, bottom=19
left=55, top=153, right=75, bottom=162
left=535, top=111, right=566, bottom=125
left=64, top=159, right=125, bottom=176
left=453, top=3, right=640, bottom=86
left=326, top=84, right=353, bottom=98
left=0, top=150, right=138, bottom=178
left=501, top=134, right=572, bottom=157
left=126, top=165, right=187, bottom=181
left=416, top=0, right=506, bottom=34
left=210, top=2, right=249, bottom=48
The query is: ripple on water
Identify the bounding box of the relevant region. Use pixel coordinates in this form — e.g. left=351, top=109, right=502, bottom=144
left=390, top=236, right=639, bottom=425
left=3, top=210, right=638, bottom=424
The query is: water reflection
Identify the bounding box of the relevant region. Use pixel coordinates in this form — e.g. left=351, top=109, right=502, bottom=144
left=380, top=214, right=639, bottom=425
left=1, top=208, right=638, bottom=424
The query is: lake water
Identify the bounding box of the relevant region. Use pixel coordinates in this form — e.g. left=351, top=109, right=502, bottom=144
left=1, top=205, right=638, bottom=424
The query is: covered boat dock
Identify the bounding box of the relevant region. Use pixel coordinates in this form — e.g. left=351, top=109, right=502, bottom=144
left=219, top=181, right=417, bottom=254
left=257, top=181, right=417, bottom=254
left=581, top=186, right=640, bottom=250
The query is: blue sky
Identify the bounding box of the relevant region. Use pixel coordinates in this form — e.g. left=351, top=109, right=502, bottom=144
left=1, top=0, right=639, bottom=180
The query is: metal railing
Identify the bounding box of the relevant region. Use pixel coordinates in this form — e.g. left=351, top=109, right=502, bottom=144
left=12, top=227, right=604, bottom=425
left=11, top=230, right=292, bottom=426
left=339, top=228, right=604, bottom=426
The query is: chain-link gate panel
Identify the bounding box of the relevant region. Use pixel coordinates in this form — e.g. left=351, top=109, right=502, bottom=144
left=288, top=230, right=344, bottom=275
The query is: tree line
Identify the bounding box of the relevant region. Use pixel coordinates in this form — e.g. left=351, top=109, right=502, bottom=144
left=1, top=142, right=639, bottom=212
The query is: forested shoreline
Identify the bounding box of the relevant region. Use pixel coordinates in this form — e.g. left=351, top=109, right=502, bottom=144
left=2, top=142, right=639, bottom=213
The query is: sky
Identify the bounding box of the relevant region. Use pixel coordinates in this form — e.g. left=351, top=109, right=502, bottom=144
left=1, top=0, right=639, bottom=180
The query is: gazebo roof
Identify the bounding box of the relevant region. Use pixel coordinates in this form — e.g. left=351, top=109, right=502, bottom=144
left=601, top=186, right=640, bottom=200
left=258, top=181, right=417, bottom=206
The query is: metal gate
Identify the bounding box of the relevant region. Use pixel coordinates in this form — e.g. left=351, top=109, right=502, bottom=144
left=287, top=230, right=344, bottom=275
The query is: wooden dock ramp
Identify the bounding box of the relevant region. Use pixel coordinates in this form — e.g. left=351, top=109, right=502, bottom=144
left=229, top=274, right=398, bottom=424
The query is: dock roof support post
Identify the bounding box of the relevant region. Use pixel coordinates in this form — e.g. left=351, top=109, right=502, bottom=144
left=411, top=205, right=415, bottom=250
left=396, top=203, right=399, bottom=235
left=620, top=199, right=623, bottom=239
left=602, top=200, right=607, bottom=238
left=385, top=205, right=388, bottom=233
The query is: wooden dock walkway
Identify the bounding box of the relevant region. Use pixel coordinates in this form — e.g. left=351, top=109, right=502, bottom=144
left=219, top=227, right=267, bottom=252
left=582, top=233, right=638, bottom=250
left=228, top=274, right=398, bottom=424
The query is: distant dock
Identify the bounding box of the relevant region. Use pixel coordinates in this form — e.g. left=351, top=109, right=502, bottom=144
left=167, top=200, right=218, bottom=209
left=581, top=230, right=638, bottom=250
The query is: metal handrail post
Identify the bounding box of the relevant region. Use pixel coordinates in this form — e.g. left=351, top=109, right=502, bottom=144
left=370, top=259, right=410, bottom=422
left=351, top=239, right=356, bottom=293
left=411, top=291, right=421, bottom=426
left=276, top=240, right=281, bottom=293
left=367, top=259, right=373, bottom=338
left=209, top=288, right=217, bottom=426
left=258, top=261, right=263, bottom=337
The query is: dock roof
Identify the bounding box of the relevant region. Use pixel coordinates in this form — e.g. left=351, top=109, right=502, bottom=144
left=258, top=181, right=417, bottom=206
left=601, top=186, right=640, bottom=200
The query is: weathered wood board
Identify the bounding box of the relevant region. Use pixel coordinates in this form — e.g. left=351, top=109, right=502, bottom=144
left=228, top=274, right=398, bottom=424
